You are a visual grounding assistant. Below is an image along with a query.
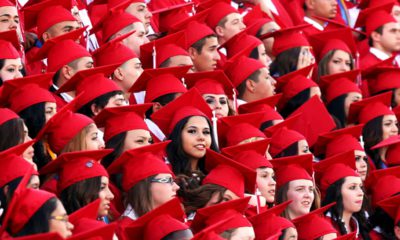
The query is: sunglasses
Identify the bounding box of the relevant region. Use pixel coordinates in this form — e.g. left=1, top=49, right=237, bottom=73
left=150, top=177, right=175, bottom=185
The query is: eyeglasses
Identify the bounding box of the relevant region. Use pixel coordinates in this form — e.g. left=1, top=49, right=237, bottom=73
left=50, top=215, right=69, bottom=223
left=150, top=177, right=175, bottom=185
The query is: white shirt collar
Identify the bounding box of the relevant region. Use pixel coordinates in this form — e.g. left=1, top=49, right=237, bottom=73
left=370, top=47, right=391, bottom=60
left=52, top=84, right=73, bottom=103
left=122, top=204, right=138, bottom=220
left=304, top=16, right=324, bottom=31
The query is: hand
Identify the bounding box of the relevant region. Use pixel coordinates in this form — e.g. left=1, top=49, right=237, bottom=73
left=23, top=32, right=38, bottom=51
left=297, top=47, right=315, bottom=70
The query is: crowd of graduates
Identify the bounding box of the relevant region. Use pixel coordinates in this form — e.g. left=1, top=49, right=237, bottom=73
left=1, top=0, right=400, bottom=239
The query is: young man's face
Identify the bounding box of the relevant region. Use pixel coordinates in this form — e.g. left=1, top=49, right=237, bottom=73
left=122, top=22, right=149, bottom=56
left=378, top=22, right=400, bottom=52
left=126, top=2, right=152, bottom=33
left=307, top=0, right=338, bottom=19
left=0, top=6, right=21, bottom=40
left=43, top=20, right=80, bottom=41
left=217, top=12, right=246, bottom=42
left=190, top=37, right=221, bottom=72
left=251, top=67, right=276, bottom=100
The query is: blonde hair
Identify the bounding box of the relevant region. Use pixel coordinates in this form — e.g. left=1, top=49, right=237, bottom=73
left=61, top=123, right=95, bottom=153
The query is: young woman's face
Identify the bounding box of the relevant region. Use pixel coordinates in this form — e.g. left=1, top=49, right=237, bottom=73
left=203, top=94, right=230, bottom=118
left=22, top=123, right=35, bottom=168
left=84, top=123, right=105, bottom=150
left=297, top=140, right=311, bottom=156
left=45, top=102, right=57, bottom=123
left=150, top=173, right=180, bottom=209
left=327, top=50, right=352, bottom=75
left=257, top=44, right=271, bottom=67
left=27, top=175, right=40, bottom=189
left=98, top=176, right=114, bottom=217
left=341, top=176, right=364, bottom=214
left=382, top=114, right=399, bottom=140
left=281, top=227, right=298, bottom=240
left=181, top=116, right=212, bottom=161
left=0, top=58, right=23, bottom=81
left=122, top=129, right=152, bottom=152
left=256, top=167, right=276, bottom=203
left=354, top=150, right=368, bottom=181
left=49, top=199, right=74, bottom=238
left=205, top=189, right=239, bottom=207
left=230, top=226, right=255, bottom=240
left=344, top=92, right=362, bottom=117
left=286, top=179, right=315, bottom=219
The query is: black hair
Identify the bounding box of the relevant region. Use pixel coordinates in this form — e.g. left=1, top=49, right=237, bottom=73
left=0, top=118, right=25, bottom=151
left=18, top=102, right=52, bottom=170
left=362, top=116, right=384, bottom=169
left=145, top=92, right=180, bottom=119
left=368, top=26, right=384, bottom=47
left=369, top=207, right=396, bottom=239
left=322, top=178, right=371, bottom=240
left=279, top=88, right=311, bottom=118
left=0, top=177, right=23, bottom=223
left=327, top=94, right=347, bottom=129
left=166, top=116, right=219, bottom=176
left=102, top=131, right=127, bottom=169
left=273, top=141, right=299, bottom=158
left=270, top=47, right=301, bottom=77
left=236, top=69, right=262, bottom=99
left=59, top=176, right=101, bottom=214
left=13, top=197, right=58, bottom=237
left=249, top=46, right=260, bottom=60
left=77, top=90, right=124, bottom=118
left=260, top=120, right=275, bottom=132
left=190, top=34, right=218, bottom=54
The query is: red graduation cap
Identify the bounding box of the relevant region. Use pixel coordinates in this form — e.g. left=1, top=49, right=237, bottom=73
left=271, top=154, right=314, bottom=189
left=217, top=112, right=266, bottom=147
left=93, top=104, right=151, bottom=143
left=0, top=30, right=20, bottom=59
left=347, top=91, right=394, bottom=124
left=168, top=8, right=210, bottom=33
left=248, top=201, right=294, bottom=240
left=139, top=31, right=189, bottom=69
left=259, top=24, right=311, bottom=56
left=308, top=28, right=357, bottom=62
left=69, top=222, right=117, bottom=240
left=314, top=151, right=359, bottom=195
left=333, top=232, right=357, bottom=240
left=292, top=203, right=338, bottom=240
left=123, top=198, right=188, bottom=240
left=1, top=167, right=55, bottom=235
left=0, top=108, right=19, bottom=126
left=203, top=149, right=257, bottom=197
left=269, top=126, right=305, bottom=157
left=276, top=65, right=317, bottom=108
left=364, top=166, right=400, bottom=206
left=243, top=4, right=274, bottom=36
left=93, top=30, right=138, bottom=67
left=371, top=135, right=400, bottom=166
left=377, top=194, right=400, bottom=225
left=355, top=2, right=396, bottom=36
left=10, top=232, right=64, bottom=240
left=314, top=124, right=364, bottom=157
left=39, top=149, right=112, bottom=193
left=238, top=94, right=283, bottom=123
left=129, top=65, right=189, bottom=103
left=1, top=73, right=55, bottom=113
left=36, top=95, right=94, bottom=154
left=220, top=30, right=262, bottom=58
left=151, top=88, right=212, bottom=136
left=319, top=70, right=361, bottom=104
left=224, top=55, right=266, bottom=87
left=56, top=64, right=121, bottom=110
left=288, top=95, right=336, bottom=147
left=0, top=140, right=38, bottom=188
left=184, top=70, right=235, bottom=98
left=107, top=141, right=172, bottom=191
left=33, top=27, right=91, bottom=72
left=204, top=0, right=238, bottom=30
left=222, top=138, right=273, bottom=170
left=190, top=197, right=252, bottom=234
left=22, top=0, right=75, bottom=38
left=0, top=0, right=14, bottom=6
left=183, top=20, right=215, bottom=49
left=364, top=67, right=400, bottom=95
left=149, top=1, right=193, bottom=33
left=192, top=215, right=236, bottom=240
left=359, top=0, right=399, bottom=9
left=69, top=198, right=101, bottom=224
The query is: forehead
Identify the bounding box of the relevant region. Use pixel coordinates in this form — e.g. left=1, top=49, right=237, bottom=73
left=185, top=116, right=209, bottom=127
left=0, top=6, right=18, bottom=16
left=203, top=93, right=228, bottom=98
left=383, top=21, right=400, bottom=30
left=289, top=179, right=313, bottom=188
left=382, top=114, right=397, bottom=121
left=343, top=176, right=362, bottom=185
left=133, top=22, right=145, bottom=32
left=226, top=12, right=242, bottom=22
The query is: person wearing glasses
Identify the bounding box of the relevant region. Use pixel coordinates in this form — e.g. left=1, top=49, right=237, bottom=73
left=107, top=142, right=180, bottom=223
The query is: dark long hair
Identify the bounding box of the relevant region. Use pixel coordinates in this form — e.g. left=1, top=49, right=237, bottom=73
left=369, top=207, right=396, bottom=239
left=0, top=118, right=25, bottom=151
left=322, top=178, right=371, bottom=239
left=362, top=116, right=384, bottom=169
left=59, top=176, right=101, bottom=214
left=102, top=132, right=127, bottom=169
left=270, top=47, right=301, bottom=77
left=0, top=177, right=23, bottom=223
left=273, top=141, right=299, bottom=158
left=19, top=102, right=52, bottom=170
left=12, top=197, right=58, bottom=237
left=182, top=183, right=227, bottom=214
left=327, top=94, right=347, bottom=129
left=125, top=175, right=154, bottom=218
left=279, top=88, right=311, bottom=118
left=166, top=116, right=219, bottom=176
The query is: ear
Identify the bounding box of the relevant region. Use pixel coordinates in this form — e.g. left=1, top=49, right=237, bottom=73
left=152, top=102, right=162, bottom=113
left=395, top=225, right=400, bottom=239
left=188, top=47, right=198, bottom=60
left=215, top=25, right=225, bottom=38
left=91, top=103, right=102, bottom=116
left=113, top=67, right=124, bottom=81
left=304, top=0, right=315, bottom=10
left=61, top=65, right=74, bottom=80
left=42, top=32, right=51, bottom=42
left=3, top=185, right=9, bottom=197
left=370, top=31, right=382, bottom=43
left=245, top=79, right=256, bottom=93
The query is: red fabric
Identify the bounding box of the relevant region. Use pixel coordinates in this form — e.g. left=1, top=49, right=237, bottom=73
left=25, top=46, right=47, bottom=75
